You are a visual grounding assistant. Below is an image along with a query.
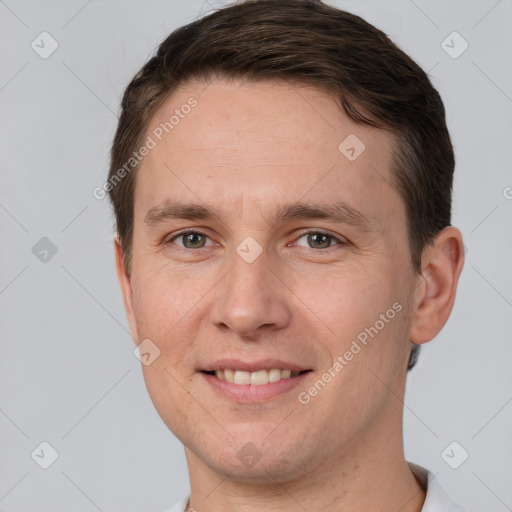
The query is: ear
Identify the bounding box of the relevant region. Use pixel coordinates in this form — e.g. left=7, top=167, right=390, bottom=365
left=409, top=226, right=465, bottom=344
left=114, top=237, right=140, bottom=344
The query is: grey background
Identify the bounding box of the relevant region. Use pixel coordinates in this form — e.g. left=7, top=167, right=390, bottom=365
left=1, top=0, right=511, bottom=510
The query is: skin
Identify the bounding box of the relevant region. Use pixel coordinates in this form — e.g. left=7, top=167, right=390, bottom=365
left=115, top=78, right=465, bottom=512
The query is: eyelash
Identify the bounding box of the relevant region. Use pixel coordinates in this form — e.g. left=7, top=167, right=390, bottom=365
left=165, top=229, right=346, bottom=252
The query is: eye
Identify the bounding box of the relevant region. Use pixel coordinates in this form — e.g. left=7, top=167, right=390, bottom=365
left=168, top=231, right=213, bottom=249
left=295, top=231, right=345, bottom=250
left=165, top=230, right=345, bottom=252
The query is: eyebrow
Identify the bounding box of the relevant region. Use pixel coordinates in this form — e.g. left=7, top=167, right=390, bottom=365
left=144, top=199, right=377, bottom=232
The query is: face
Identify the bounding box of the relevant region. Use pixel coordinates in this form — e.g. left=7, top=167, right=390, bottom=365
left=117, top=79, right=421, bottom=482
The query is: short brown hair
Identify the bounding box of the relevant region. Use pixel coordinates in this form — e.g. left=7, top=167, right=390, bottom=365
left=108, top=0, right=455, bottom=370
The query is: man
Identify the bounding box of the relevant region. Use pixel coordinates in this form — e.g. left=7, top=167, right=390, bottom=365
left=108, top=0, right=466, bottom=510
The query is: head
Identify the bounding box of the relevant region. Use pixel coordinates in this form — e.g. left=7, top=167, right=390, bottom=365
left=109, top=0, right=464, bottom=482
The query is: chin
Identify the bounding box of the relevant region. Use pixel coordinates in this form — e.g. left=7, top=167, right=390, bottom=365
left=213, top=453, right=308, bottom=484
left=188, top=433, right=315, bottom=484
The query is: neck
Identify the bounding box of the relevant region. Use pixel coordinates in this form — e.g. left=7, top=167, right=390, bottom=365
left=184, top=401, right=426, bottom=512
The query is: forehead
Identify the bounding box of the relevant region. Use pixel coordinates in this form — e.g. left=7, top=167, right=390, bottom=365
left=137, top=78, right=400, bottom=224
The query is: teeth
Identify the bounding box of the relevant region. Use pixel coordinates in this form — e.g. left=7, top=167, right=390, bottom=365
left=268, top=368, right=283, bottom=382
left=214, top=368, right=300, bottom=385
left=250, top=370, right=268, bottom=385
left=233, top=370, right=250, bottom=385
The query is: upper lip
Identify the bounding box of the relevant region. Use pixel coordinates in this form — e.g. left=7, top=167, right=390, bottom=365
left=201, top=358, right=311, bottom=373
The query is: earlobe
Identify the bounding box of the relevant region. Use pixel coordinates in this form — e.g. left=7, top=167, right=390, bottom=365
left=114, top=238, right=140, bottom=344
left=409, top=226, right=465, bottom=345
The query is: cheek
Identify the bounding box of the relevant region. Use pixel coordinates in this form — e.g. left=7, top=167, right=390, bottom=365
left=296, top=262, right=408, bottom=394
left=129, top=267, right=207, bottom=386
left=131, top=263, right=204, bottom=333
left=141, top=363, right=201, bottom=443
left=293, top=262, right=394, bottom=337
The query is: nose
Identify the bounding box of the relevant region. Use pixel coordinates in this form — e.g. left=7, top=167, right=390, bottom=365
left=209, top=247, right=292, bottom=339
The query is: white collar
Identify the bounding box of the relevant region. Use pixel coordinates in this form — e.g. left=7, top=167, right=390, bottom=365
left=408, top=462, right=466, bottom=511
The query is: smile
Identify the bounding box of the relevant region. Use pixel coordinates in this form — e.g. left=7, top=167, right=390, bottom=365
left=200, top=365, right=313, bottom=403
left=205, top=368, right=308, bottom=385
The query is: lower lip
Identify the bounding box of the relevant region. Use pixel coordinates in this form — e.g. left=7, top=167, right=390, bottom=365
left=200, top=371, right=311, bottom=403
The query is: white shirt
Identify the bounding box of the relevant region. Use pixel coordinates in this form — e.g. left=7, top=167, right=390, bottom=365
left=164, top=463, right=466, bottom=512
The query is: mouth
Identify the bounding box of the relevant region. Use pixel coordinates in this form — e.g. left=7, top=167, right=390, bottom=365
left=201, top=368, right=312, bottom=385
left=199, top=362, right=313, bottom=403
